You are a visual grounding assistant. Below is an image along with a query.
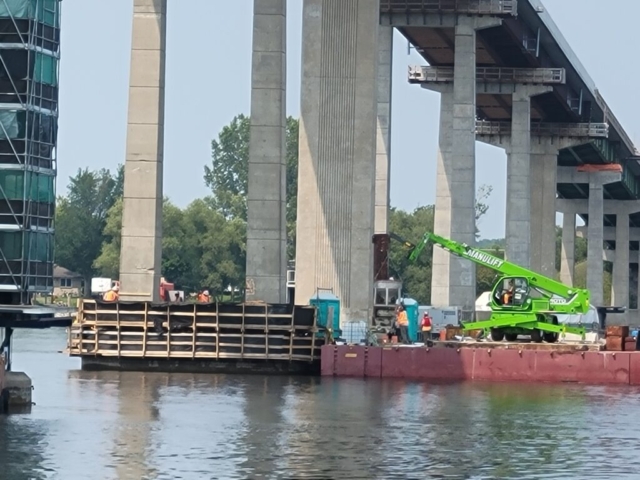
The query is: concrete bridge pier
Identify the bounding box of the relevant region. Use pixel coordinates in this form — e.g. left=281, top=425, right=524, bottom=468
left=119, top=0, right=167, bottom=302
left=505, top=85, right=553, bottom=269
left=429, top=16, right=501, bottom=312
left=560, top=211, right=576, bottom=286
left=586, top=174, right=621, bottom=306
left=375, top=25, right=393, bottom=236
left=246, top=0, right=288, bottom=303
left=612, top=211, right=631, bottom=321
left=295, top=0, right=380, bottom=323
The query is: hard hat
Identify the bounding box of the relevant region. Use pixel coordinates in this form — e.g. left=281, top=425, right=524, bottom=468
left=203, top=290, right=209, bottom=295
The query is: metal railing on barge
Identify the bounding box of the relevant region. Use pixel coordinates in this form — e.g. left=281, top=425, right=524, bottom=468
left=67, top=300, right=324, bottom=362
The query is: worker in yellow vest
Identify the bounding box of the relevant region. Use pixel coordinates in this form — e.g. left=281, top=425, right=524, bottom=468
left=396, top=305, right=410, bottom=344
left=103, top=285, right=119, bottom=302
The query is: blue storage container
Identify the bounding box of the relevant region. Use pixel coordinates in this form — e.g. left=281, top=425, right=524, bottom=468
left=309, top=290, right=341, bottom=336
left=401, top=297, right=419, bottom=342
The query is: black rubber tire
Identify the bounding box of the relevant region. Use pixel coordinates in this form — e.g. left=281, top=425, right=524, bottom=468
left=491, top=329, right=505, bottom=342
left=543, top=332, right=559, bottom=343
left=531, top=329, right=543, bottom=343
left=505, top=333, right=518, bottom=342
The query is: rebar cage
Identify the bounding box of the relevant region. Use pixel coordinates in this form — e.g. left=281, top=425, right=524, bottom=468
left=0, top=0, right=60, bottom=303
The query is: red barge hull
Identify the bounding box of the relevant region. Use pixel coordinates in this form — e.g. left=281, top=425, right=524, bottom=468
left=321, top=344, right=640, bottom=385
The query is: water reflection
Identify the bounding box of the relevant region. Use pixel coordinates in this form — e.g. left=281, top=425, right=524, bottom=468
left=5, top=330, right=640, bottom=479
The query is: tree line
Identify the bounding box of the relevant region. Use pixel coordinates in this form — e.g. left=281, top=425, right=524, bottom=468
left=54, top=114, right=608, bottom=304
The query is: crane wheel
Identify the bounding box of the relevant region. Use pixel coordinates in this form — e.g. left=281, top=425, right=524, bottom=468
left=505, top=333, right=518, bottom=342
left=490, top=328, right=505, bottom=342
left=531, top=329, right=543, bottom=343
left=543, top=332, right=558, bottom=343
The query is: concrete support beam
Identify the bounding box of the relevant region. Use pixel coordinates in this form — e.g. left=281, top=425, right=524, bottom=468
left=375, top=25, right=393, bottom=235
left=295, top=0, right=379, bottom=323
left=530, top=150, right=557, bottom=277
left=557, top=166, right=621, bottom=184
left=409, top=66, right=566, bottom=85
left=556, top=197, right=640, bottom=215
left=505, top=85, right=552, bottom=268
left=612, top=212, right=630, bottom=313
left=560, top=212, right=576, bottom=286
left=587, top=179, right=605, bottom=305
left=577, top=226, right=640, bottom=241
left=246, top=0, right=287, bottom=303
left=119, top=0, right=167, bottom=302
left=430, top=16, right=501, bottom=312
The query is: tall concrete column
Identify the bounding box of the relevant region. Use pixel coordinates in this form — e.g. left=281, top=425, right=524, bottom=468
left=374, top=25, right=393, bottom=235
left=119, top=0, right=167, bottom=302
left=505, top=86, right=551, bottom=268
left=431, top=86, right=454, bottom=306
left=295, top=0, right=379, bottom=323
left=587, top=180, right=605, bottom=305
left=560, top=211, right=576, bottom=286
left=429, top=19, right=496, bottom=310
left=612, top=212, right=630, bottom=309
left=246, top=0, right=287, bottom=303
left=529, top=151, right=557, bottom=277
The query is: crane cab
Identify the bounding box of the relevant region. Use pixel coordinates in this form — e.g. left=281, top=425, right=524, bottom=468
left=491, top=277, right=531, bottom=309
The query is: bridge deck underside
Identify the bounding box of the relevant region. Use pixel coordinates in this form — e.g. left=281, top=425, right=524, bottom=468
left=395, top=10, right=638, bottom=222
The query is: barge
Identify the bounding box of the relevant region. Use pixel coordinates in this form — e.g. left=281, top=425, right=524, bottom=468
left=321, top=340, right=640, bottom=386
left=67, top=299, right=325, bottom=375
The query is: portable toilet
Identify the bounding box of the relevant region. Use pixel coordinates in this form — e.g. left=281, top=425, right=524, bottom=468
left=309, top=289, right=341, bottom=337
left=402, top=297, right=419, bottom=342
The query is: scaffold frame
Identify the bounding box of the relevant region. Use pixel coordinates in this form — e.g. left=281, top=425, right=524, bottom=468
left=0, top=0, right=61, bottom=302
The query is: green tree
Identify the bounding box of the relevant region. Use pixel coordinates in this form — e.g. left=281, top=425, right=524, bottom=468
left=94, top=198, right=246, bottom=294
left=55, top=167, right=122, bottom=283
left=204, top=114, right=299, bottom=260
left=387, top=185, right=494, bottom=303
left=388, top=206, right=435, bottom=303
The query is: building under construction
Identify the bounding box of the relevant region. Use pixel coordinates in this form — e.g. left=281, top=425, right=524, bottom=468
left=0, top=0, right=60, bottom=304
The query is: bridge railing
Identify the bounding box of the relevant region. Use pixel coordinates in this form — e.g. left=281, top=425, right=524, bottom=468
left=380, top=0, right=517, bottom=15
left=409, top=66, right=565, bottom=84
left=476, top=120, right=609, bottom=138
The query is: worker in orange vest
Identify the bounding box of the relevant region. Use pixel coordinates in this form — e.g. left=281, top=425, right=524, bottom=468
left=103, top=285, right=119, bottom=302
left=502, top=280, right=514, bottom=305
left=197, top=290, right=210, bottom=303
left=420, top=312, right=432, bottom=343
left=396, top=305, right=410, bottom=344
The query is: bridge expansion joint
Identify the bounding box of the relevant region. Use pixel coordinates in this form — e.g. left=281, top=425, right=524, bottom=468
left=409, top=66, right=566, bottom=85
left=380, top=0, right=517, bottom=16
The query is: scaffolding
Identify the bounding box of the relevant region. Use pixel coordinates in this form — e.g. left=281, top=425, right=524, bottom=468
left=0, top=0, right=60, bottom=304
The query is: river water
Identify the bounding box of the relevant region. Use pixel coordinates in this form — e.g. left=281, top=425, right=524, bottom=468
left=3, top=329, right=640, bottom=479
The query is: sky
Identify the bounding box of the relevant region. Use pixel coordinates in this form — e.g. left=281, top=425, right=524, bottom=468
left=57, top=0, right=640, bottom=240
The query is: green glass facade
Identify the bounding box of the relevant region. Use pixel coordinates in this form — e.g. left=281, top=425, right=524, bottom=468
left=0, top=0, right=60, bottom=302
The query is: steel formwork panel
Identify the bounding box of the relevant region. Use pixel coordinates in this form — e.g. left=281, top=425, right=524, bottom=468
left=0, top=0, right=61, bottom=302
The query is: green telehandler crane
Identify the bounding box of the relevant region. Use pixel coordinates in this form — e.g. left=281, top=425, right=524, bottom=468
left=407, top=231, right=588, bottom=343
